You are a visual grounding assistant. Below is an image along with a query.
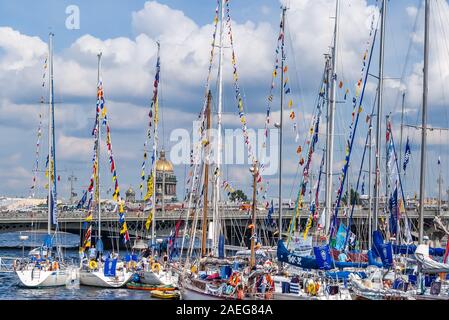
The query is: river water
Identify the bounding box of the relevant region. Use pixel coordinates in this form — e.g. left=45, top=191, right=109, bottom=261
left=0, top=232, right=155, bottom=300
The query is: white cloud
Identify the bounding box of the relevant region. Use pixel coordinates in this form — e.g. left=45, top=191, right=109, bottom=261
left=0, top=27, right=46, bottom=71
left=57, top=135, right=91, bottom=160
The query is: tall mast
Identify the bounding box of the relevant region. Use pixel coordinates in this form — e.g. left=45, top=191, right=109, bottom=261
left=202, top=91, right=212, bottom=257
left=278, top=6, right=286, bottom=239
left=399, top=92, right=406, bottom=176
left=373, top=0, right=386, bottom=233
left=419, top=0, right=429, bottom=244
left=386, top=115, right=390, bottom=208
left=368, top=113, right=373, bottom=248
left=438, top=161, right=442, bottom=216
left=213, top=0, right=225, bottom=256
left=96, top=52, right=102, bottom=242
left=152, top=42, right=161, bottom=245
left=48, top=32, right=55, bottom=235
left=250, top=161, right=259, bottom=268
left=325, top=0, right=339, bottom=234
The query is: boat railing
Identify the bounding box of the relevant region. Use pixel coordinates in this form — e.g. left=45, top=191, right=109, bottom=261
left=0, top=256, right=17, bottom=273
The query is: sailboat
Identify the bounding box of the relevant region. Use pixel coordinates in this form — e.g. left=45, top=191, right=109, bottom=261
left=15, top=33, right=77, bottom=288
left=132, top=42, right=179, bottom=288
left=271, top=0, right=397, bottom=300
left=77, top=52, right=133, bottom=288
left=178, top=0, right=267, bottom=300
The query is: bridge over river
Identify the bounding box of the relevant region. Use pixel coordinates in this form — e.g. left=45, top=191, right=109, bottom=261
left=0, top=206, right=447, bottom=249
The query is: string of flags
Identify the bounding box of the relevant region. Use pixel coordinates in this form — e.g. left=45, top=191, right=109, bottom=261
left=31, top=113, right=42, bottom=195
left=329, top=8, right=377, bottom=241
left=287, top=74, right=326, bottom=243
left=225, top=0, right=256, bottom=166
left=81, top=79, right=130, bottom=249
left=184, top=0, right=220, bottom=206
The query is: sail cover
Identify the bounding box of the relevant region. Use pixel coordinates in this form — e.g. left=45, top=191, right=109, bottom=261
left=277, top=240, right=318, bottom=269
left=415, top=245, right=449, bottom=274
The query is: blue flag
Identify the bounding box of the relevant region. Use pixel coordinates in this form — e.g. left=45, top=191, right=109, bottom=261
left=266, top=200, right=275, bottom=227
left=361, top=174, right=365, bottom=195
left=403, top=137, right=411, bottom=172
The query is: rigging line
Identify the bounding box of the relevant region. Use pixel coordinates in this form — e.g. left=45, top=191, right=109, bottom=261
left=434, top=1, right=449, bottom=131
left=343, top=85, right=378, bottom=250
left=390, top=0, right=422, bottom=120
left=329, top=13, right=379, bottom=242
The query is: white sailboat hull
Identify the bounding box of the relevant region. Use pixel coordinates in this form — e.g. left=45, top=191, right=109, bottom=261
left=16, top=269, right=68, bottom=288
left=79, top=269, right=133, bottom=288
left=139, top=270, right=178, bottom=286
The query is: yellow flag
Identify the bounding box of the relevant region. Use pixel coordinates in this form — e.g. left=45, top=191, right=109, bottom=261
left=154, top=96, right=159, bottom=125
left=113, top=187, right=119, bottom=201
left=145, top=208, right=154, bottom=230
left=144, top=172, right=154, bottom=201
left=120, top=222, right=128, bottom=235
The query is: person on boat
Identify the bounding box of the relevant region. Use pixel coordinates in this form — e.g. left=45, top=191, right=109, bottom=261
left=338, top=252, right=348, bottom=262
left=88, top=246, right=96, bottom=260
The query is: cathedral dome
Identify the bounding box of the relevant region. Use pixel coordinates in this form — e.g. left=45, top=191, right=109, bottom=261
left=156, top=150, right=173, bottom=172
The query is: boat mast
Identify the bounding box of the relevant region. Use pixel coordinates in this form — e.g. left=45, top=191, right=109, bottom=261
left=250, top=161, right=259, bottom=268
left=96, top=52, right=102, bottom=243
left=373, top=0, right=386, bottom=234
left=438, top=161, right=442, bottom=216
left=368, top=110, right=373, bottom=248
left=419, top=0, right=429, bottom=244
left=278, top=6, right=286, bottom=240
left=386, top=114, right=390, bottom=214
left=213, top=0, right=225, bottom=256
left=399, top=92, right=406, bottom=176
left=47, top=32, right=55, bottom=235
left=202, top=91, right=212, bottom=257
left=325, top=0, right=339, bottom=235
left=152, top=42, right=161, bottom=246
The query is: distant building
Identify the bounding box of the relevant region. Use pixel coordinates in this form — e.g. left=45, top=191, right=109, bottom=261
left=126, top=187, right=136, bottom=203
left=155, top=150, right=177, bottom=204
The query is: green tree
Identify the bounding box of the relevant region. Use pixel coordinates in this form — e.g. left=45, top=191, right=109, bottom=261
left=341, top=188, right=361, bottom=206
left=230, top=190, right=248, bottom=203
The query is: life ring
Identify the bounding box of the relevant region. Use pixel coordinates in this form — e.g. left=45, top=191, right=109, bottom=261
left=307, top=282, right=316, bottom=296
left=89, top=260, right=98, bottom=270
left=229, top=273, right=240, bottom=287
left=127, top=261, right=136, bottom=270
left=152, top=262, right=161, bottom=273
left=52, top=261, right=59, bottom=270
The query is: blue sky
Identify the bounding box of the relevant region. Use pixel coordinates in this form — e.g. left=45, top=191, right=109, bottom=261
left=1, top=0, right=449, bottom=207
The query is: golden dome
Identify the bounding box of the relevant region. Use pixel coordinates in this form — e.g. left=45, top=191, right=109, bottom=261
left=156, top=150, right=174, bottom=172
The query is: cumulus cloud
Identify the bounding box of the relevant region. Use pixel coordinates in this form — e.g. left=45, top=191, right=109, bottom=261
left=1, top=0, right=431, bottom=200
